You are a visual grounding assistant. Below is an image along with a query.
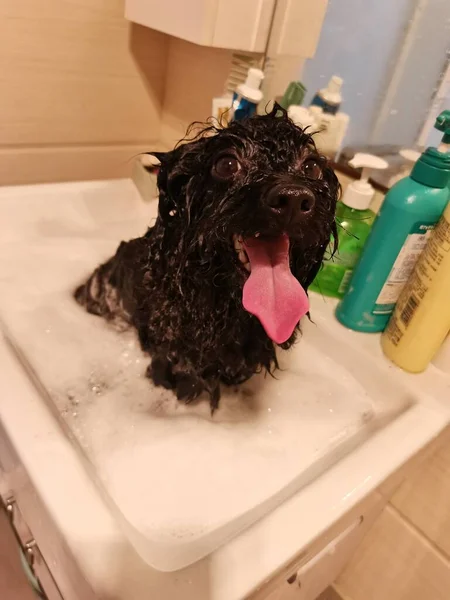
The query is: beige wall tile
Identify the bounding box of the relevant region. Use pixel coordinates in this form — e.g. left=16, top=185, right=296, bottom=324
left=0, top=144, right=160, bottom=186
left=337, top=505, right=450, bottom=600
left=318, top=588, right=346, bottom=600
left=0, top=0, right=168, bottom=184
left=160, top=37, right=235, bottom=147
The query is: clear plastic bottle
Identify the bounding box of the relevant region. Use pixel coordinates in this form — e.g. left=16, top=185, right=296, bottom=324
left=310, top=75, right=343, bottom=115
left=310, top=153, right=387, bottom=298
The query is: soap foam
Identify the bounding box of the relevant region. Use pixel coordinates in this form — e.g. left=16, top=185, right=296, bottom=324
left=5, top=287, right=377, bottom=539
left=0, top=204, right=412, bottom=571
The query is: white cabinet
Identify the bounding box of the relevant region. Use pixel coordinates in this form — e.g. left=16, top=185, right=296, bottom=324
left=125, top=0, right=328, bottom=56
left=251, top=492, right=386, bottom=600
left=125, top=0, right=275, bottom=52
left=267, top=0, right=328, bottom=58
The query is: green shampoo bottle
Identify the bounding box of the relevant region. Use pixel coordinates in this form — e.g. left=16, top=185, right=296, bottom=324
left=310, top=153, right=388, bottom=298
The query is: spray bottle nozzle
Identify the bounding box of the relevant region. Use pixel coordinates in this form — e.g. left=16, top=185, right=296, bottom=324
left=343, top=153, right=388, bottom=210
left=348, top=153, right=388, bottom=183
left=435, top=110, right=450, bottom=145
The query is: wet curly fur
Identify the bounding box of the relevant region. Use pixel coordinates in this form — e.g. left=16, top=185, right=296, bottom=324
left=74, top=105, right=339, bottom=411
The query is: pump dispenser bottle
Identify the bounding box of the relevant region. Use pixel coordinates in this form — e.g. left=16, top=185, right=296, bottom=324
left=230, top=68, right=264, bottom=121
left=435, top=109, right=450, bottom=153
left=336, top=112, right=450, bottom=332
left=310, top=153, right=388, bottom=297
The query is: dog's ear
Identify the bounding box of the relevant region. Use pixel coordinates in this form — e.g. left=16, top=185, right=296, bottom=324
left=148, top=138, right=212, bottom=225
left=143, top=151, right=168, bottom=166
left=270, top=101, right=288, bottom=119
left=142, top=148, right=185, bottom=223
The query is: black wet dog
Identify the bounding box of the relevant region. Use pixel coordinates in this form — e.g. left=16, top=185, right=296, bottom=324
left=74, top=105, right=339, bottom=411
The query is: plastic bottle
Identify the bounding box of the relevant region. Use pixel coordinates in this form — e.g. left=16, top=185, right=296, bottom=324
left=436, top=109, right=450, bottom=154
left=381, top=203, right=450, bottom=372
left=310, top=75, right=343, bottom=115
left=231, top=68, right=264, bottom=121
left=336, top=112, right=450, bottom=333
left=388, top=149, right=421, bottom=187
left=310, top=153, right=388, bottom=298
left=212, top=94, right=233, bottom=125
left=280, top=81, right=307, bottom=110
left=308, top=105, right=349, bottom=158
left=288, top=105, right=317, bottom=131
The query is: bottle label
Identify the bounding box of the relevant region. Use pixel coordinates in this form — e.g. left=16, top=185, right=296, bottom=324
left=373, top=222, right=435, bottom=315
left=384, top=213, right=450, bottom=346
left=333, top=248, right=361, bottom=267
left=338, top=269, right=353, bottom=295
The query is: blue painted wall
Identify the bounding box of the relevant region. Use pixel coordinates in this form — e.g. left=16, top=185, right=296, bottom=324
left=302, top=0, right=415, bottom=146
left=373, top=0, right=450, bottom=146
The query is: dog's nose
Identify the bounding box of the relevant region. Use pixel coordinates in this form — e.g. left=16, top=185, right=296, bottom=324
left=266, top=187, right=315, bottom=214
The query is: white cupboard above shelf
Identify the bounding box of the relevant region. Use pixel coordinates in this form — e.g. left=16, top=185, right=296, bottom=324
left=125, top=0, right=275, bottom=53
left=125, top=0, right=328, bottom=56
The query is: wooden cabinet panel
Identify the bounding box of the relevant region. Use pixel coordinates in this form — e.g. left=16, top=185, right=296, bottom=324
left=0, top=144, right=158, bottom=186
left=161, top=37, right=233, bottom=147
left=0, top=0, right=167, bottom=147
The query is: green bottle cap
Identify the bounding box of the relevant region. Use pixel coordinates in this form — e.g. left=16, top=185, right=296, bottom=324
left=279, top=81, right=307, bottom=109
left=435, top=110, right=450, bottom=144
left=411, top=147, right=450, bottom=188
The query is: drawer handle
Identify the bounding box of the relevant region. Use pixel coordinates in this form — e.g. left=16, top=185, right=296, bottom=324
left=5, top=495, right=15, bottom=518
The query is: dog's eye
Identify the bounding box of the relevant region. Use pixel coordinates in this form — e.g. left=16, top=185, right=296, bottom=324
left=301, top=159, right=322, bottom=180
left=212, top=155, right=241, bottom=180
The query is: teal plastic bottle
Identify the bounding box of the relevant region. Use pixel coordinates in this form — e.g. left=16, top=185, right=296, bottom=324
left=336, top=147, right=450, bottom=332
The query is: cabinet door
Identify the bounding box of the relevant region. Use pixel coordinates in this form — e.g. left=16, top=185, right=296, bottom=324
left=250, top=492, right=386, bottom=600
left=262, top=519, right=366, bottom=600
left=267, top=0, right=328, bottom=57
left=125, top=0, right=276, bottom=52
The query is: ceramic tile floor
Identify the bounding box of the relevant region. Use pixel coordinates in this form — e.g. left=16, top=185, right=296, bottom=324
left=318, top=588, right=343, bottom=600
left=0, top=509, right=36, bottom=600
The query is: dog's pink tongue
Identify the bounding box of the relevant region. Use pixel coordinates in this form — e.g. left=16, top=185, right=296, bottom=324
left=242, top=234, right=309, bottom=344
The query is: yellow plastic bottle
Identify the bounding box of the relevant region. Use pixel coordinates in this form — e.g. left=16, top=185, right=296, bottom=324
left=381, top=202, right=450, bottom=372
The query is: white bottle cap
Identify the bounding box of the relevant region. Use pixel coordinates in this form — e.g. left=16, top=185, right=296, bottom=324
left=342, top=153, right=388, bottom=210
left=399, top=148, right=421, bottom=164
left=288, top=105, right=316, bottom=130
left=388, top=148, right=421, bottom=187
left=328, top=75, right=343, bottom=93
left=320, top=75, right=343, bottom=105
left=236, top=68, right=264, bottom=104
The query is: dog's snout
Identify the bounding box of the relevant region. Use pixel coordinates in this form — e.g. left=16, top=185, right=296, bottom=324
left=299, top=192, right=315, bottom=213
left=267, top=191, right=290, bottom=211
left=266, top=186, right=315, bottom=215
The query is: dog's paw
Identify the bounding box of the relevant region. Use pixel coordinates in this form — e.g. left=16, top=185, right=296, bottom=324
left=175, top=374, right=204, bottom=404
left=147, top=358, right=222, bottom=413
left=146, top=357, right=175, bottom=390
left=208, top=384, right=221, bottom=414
